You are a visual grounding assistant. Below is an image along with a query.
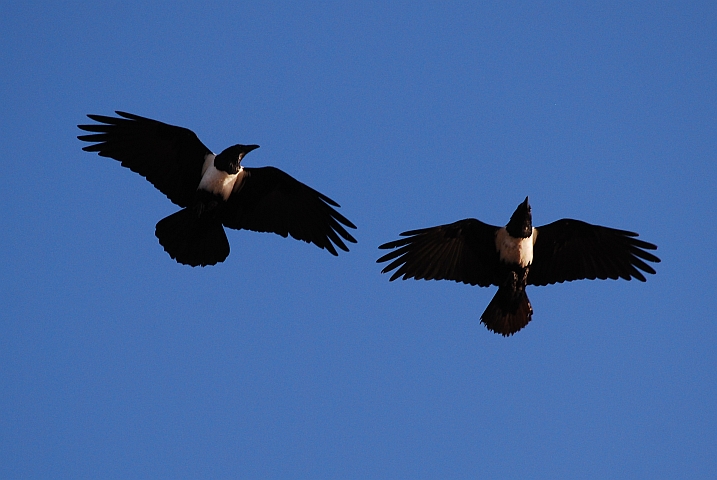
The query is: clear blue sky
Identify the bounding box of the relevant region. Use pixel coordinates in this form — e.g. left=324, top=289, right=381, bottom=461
left=1, top=1, right=715, bottom=478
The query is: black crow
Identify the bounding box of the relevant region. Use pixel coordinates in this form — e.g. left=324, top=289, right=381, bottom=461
left=78, top=111, right=356, bottom=266
left=377, top=197, right=659, bottom=336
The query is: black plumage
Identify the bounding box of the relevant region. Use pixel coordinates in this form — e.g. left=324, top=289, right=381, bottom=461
left=377, top=197, right=659, bottom=336
left=78, top=111, right=356, bottom=266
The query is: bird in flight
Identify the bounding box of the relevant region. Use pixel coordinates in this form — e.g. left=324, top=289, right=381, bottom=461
left=377, top=197, right=659, bottom=336
left=78, top=111, right=356, bottom=266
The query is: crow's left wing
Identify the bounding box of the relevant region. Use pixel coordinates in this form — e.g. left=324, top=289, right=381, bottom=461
left=221, top=166, right=356, bottom=255
left=528, top=219, right=660, bottom=286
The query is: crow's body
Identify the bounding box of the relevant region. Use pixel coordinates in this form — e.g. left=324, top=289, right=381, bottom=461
left=78, top=111, right=356, bottom=266
left=378, top=198, right=659, bottom=336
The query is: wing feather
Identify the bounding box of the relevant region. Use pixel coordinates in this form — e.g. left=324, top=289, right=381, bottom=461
left=377, top=219, right=500, bottom=287
left=78, top=111, right=211, bottom=207
left=222, top=166, right=356, bottom=255
left=528, top=219, right=660, bottom=286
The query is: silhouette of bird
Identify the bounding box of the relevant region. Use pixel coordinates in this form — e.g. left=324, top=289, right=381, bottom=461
left=78, top=111, right=356, bottom=266
left=377, top=197, right=659, bottom=336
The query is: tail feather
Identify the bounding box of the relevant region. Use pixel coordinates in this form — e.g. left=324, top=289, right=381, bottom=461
left=155, top=208, right=230, bottom=267
left=480, top=288, right=533, bottom=336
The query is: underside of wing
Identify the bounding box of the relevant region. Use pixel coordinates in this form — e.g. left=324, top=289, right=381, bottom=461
left=78, top=111, right=211, bottom=207
left=221, top=166, right=357, bottom=255
left=528, top=219, right=660, bottom=286
left=377, top=218, right=500, bottom=287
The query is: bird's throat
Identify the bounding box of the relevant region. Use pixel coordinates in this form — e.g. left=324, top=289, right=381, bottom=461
left=496, top=227, right=535, bottom=268
left=198, top=164, right=246, bottom=201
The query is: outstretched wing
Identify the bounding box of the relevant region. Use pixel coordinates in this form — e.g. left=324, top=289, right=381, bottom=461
left=528, top=219, right=660, bottom=286
left=77, top=111, right=211, bottom=207
left=377, top=219, right=500, bottom=287
left=222, top=166, right=357, bottom=255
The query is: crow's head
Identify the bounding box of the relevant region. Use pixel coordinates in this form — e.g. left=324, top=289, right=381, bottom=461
left=215, top=144, right=260, bottom=173
left=506, top=197, right=532, bottom=238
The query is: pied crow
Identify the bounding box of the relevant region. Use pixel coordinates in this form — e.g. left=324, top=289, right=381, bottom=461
left=78, top=111, right=356, bottom=266
left=377, top=197, right=659, bottom=336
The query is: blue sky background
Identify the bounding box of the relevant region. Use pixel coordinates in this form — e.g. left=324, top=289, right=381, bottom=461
left=1, top=1, right=715, bottom=478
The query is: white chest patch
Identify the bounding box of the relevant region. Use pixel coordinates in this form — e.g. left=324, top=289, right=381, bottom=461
left=495, top=227, right=536, bottom=268
left=201, top=153, right=216, bottom=176
left=198, top=154, right=246, bottom=201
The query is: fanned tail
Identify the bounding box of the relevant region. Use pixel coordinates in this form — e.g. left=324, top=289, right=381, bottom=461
left=155, top=208, right=229, bottom=267
left=480, top=287, right=533, bottom=336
